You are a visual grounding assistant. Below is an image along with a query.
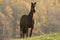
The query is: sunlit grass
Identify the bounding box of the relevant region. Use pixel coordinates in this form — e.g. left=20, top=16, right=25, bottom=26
left=11, top=32, right=60, bottom=40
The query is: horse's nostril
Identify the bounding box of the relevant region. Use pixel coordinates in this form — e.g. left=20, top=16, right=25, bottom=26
left=34, top=10, right=35, bottom=12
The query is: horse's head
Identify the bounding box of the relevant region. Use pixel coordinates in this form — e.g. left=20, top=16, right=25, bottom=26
left=31, top=2, right=36, bottom=13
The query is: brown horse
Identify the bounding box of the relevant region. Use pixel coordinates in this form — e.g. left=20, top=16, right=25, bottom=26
left=20, top=2, right=36, bottom=38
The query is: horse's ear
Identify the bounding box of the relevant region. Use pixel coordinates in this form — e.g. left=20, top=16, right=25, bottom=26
left=31, top=2, right=33, bottom=4
left=34, top=2, right=36, bottom=5
left=31, top=2, right=36, bottom=5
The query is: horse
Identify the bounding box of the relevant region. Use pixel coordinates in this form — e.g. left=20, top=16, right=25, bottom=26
left=20, top=2, right=36, bottom=38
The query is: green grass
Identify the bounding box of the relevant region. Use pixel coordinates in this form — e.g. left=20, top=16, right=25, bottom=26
left=11, top=32, right=60, bottom=40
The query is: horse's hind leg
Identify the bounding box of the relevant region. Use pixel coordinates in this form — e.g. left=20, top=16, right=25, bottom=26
left=20, top=27, right=23, bottom=38
left=22, top=33, right=25, bottom=38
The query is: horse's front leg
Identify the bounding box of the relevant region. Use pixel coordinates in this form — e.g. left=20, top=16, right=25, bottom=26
left=30, top=27, right=33, bottom=37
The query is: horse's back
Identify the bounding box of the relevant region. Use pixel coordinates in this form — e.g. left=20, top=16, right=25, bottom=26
left=20, top=15, right=28, bottom=27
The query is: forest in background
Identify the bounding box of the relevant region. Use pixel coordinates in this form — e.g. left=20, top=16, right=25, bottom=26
left=0, top=0, right=60, bottom=40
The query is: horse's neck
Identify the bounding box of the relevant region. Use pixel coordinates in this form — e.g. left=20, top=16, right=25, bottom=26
left=28, top=10, right=34, bottom=19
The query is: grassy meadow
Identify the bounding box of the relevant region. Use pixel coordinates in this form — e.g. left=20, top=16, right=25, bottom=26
left=11, top=32, right=60, bottom=40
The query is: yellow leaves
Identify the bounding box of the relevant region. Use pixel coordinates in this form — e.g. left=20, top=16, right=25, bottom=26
left=0, top=0, right=3, bottom=4
left=24, top=2, right=30, bottom=10
left=46, top=0, right=60, bottom=12
left=10, top=0, right=14, bottom=3
left=40, top=1, right=45, bottom=9
left=47, top=0, right=54, bottom=6
left=37, top=22, right=40, bottom=27
left=0, top=12, right=2, bottom=16
left=5, top=5, right=12, bottom=12
left=41, top=15, right=46, bottom=23
left=16, top=28, right=19, bottom=32
left=56, top=0, right=60, bottom=7
left=46, top=0, right=60, bottom=7
left=39, top=0, right=46, bottom=13
left=5, top=5, right=13, bottom=18
left=33, top=13, right=38, bottom=19
left=20, top=0, right=30, bottom=10
left=39, top=0, right=47, bottom=25
left=21, top=0, right=30, bottom=10
left=0, top=12, right=5, bottom=18
left=20, top=0, right=24, bottom=2
left=10, top=0, right=30, bottom=10
left=10, top=0, right=16, bottom=6
left=17, top=21, right=20, bottom=24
